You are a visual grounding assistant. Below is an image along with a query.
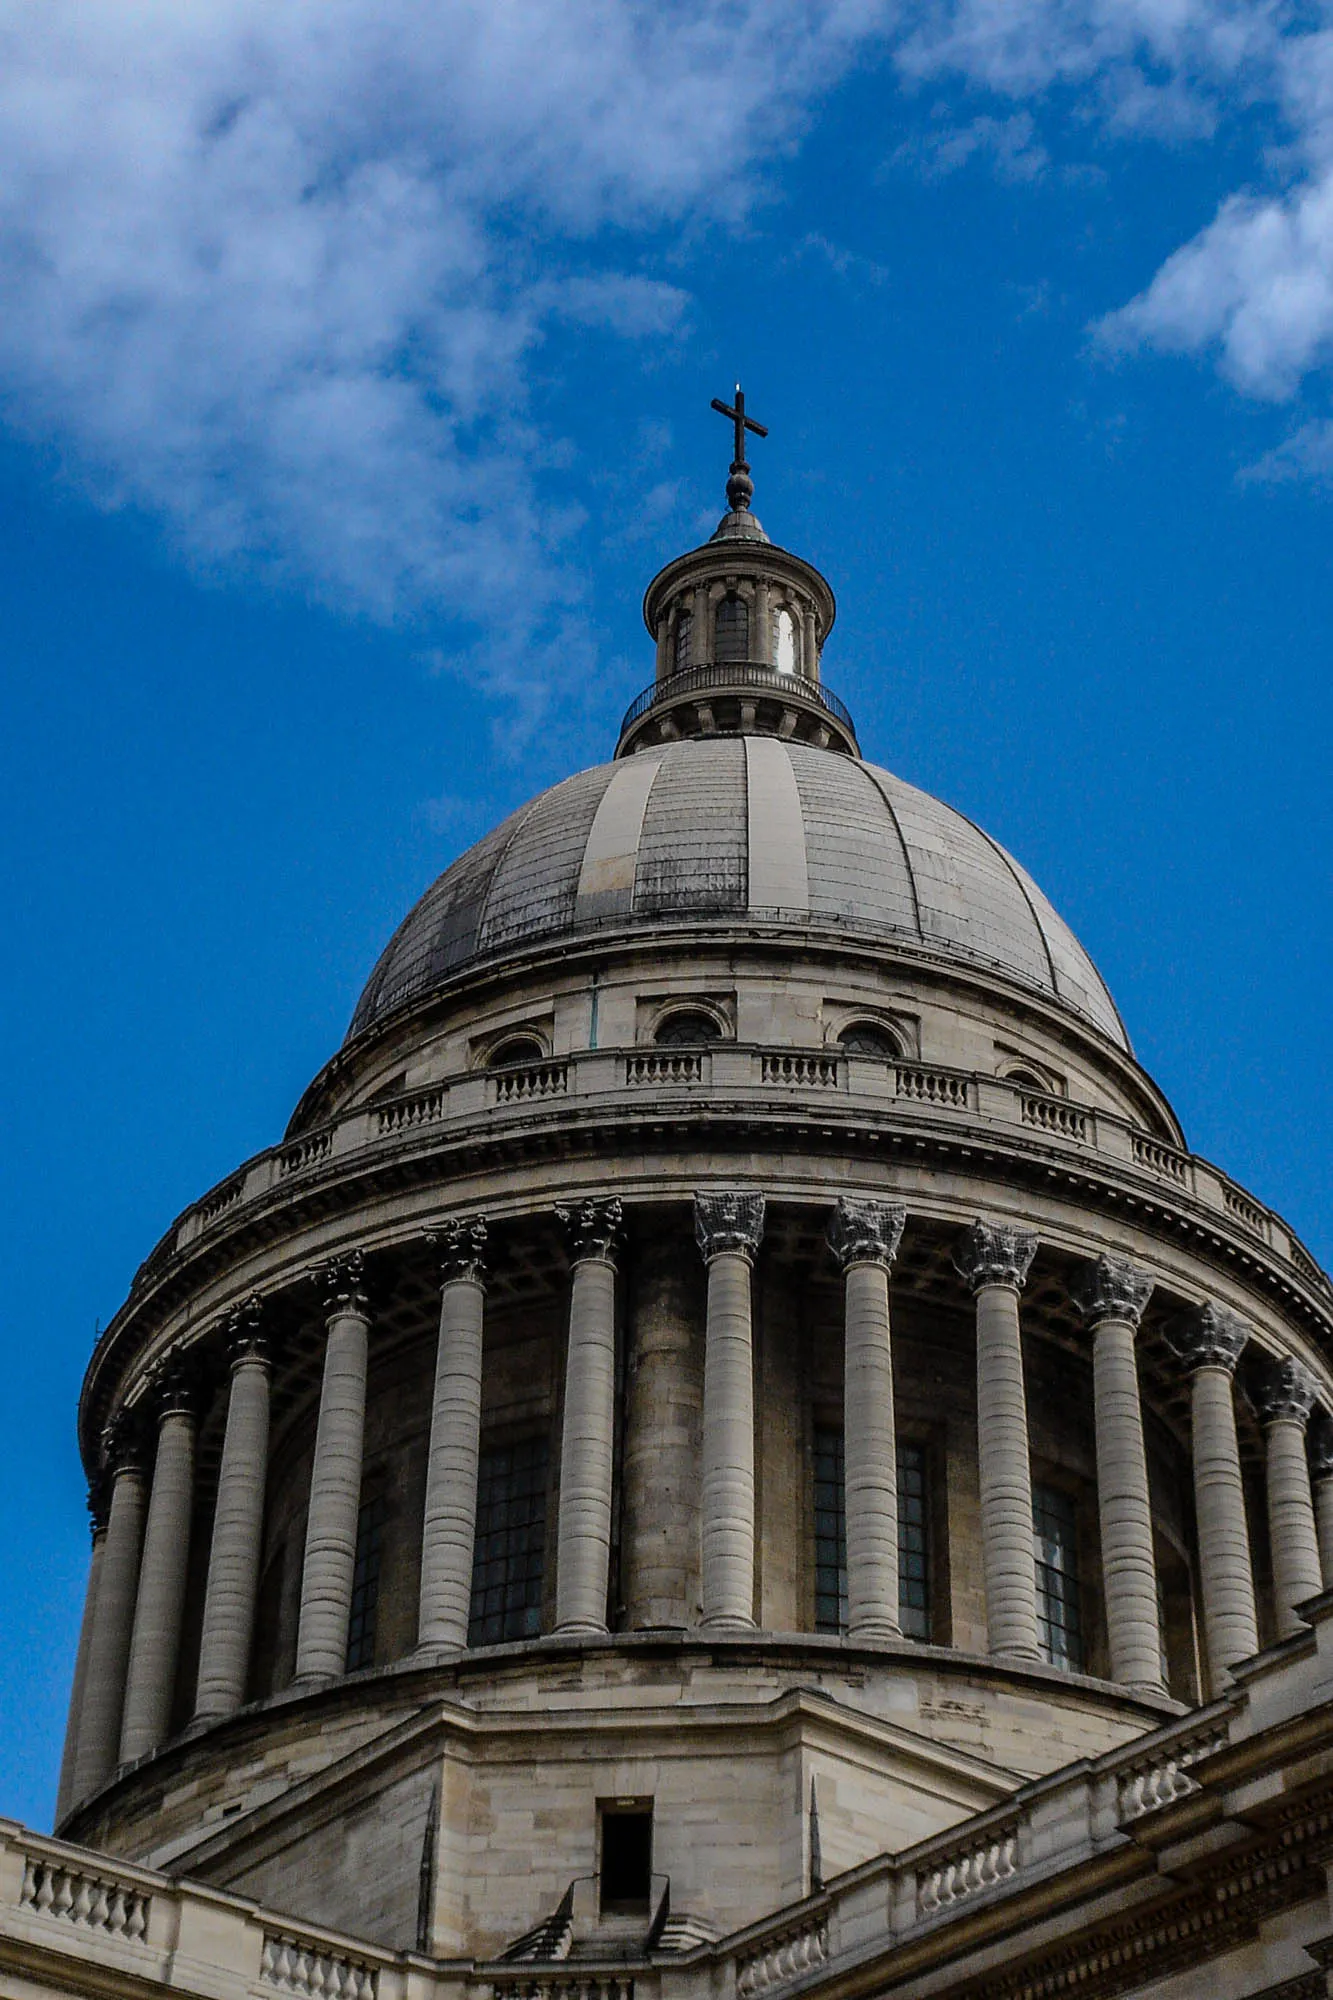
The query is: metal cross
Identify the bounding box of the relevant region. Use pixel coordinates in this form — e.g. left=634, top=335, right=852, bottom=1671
left=711, top=384, right=768, bottom=469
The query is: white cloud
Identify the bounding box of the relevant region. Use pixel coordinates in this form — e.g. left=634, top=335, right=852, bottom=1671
left=5, top=0, right=1333, bottom=682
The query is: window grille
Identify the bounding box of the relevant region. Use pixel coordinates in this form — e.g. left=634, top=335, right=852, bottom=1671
left=813, top=1429, right=932, bottom=1638
left=813, top=1427, right=847, bottom=1633
left=1033, top=1483, right=1083, bottom=1671
left=469, top=1434, right=549, bottom=1646
left=715, top=593, right=749, bottom=664
left=655, top=1010, right=722, bottom=1047
left=346, top=1491, right=387, bottom=1672
left=674, top=610, right=693, bottom=671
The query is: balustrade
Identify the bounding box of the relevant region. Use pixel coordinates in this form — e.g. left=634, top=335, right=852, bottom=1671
left=19, top=1856, right=150, bottom=1941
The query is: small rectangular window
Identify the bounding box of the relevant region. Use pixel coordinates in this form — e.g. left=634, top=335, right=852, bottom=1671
left=812, top=1428, right=932, bottom=1638
left=346, top=1491, right=387, bottom=1672
left=1033, top=1483, right=1084, bottom=1672
left=599, top=1802, right=653, bottom=1913
left=468, top=1434, right=549, bottom=1646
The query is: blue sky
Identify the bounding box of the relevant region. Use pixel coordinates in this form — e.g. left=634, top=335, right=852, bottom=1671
left=2, top=0, right=1332, bottom=1826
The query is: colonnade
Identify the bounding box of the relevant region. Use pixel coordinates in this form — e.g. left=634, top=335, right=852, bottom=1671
left=59, top=1195, right=1333, bottom=1821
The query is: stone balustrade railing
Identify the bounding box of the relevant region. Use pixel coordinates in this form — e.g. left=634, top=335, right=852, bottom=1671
left=140, top=1046, right=1328, bottom=1312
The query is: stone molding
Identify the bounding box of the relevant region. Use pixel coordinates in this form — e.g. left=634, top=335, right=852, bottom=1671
left=954, top=1219, right=1037, bottom=1294
left=1254, top=1355, right=1319, bottom=1429
left=225, top=1294, right=270, bottom=1369
left=1073, top=1253, right=1155, bottom=1330
left=100, top=1408, right=148, bottom=1477
left=555, top=1196, right=623, bottom=1266
left=1169, top=1301, right=1249, bottom=1376
left=320, top=1251, right=369, bottom=1319
left=694, top=1189, right=765, bottom=1264
left=827, top=1196, right=906, bottom=1271
left=151, top=1355, right=199, bottom=1422
left=427, top=1217, right=488, bottom=1287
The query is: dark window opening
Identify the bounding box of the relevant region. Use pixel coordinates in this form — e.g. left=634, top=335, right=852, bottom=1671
left=1033, top=1483, right=1083, bottom=1671
left=814, top=1428, right=932, bottom=1638
left=346, top=1491, right=387, bottom=1672
left=489, top=1035, right=544, bottom=1069
left=837, top=1022, right=901, bottom=1059
left=654, top=1010, right=723, bottom=1047
left=469, top=1435, right=549, bottom=1646
left=1004, top=1067, right=1048, bottom=1093
left=673, top=610, right=693, bottom=671
left=600, top=1804, right=653, bottom=1912
left=715, top=593, right=749, bottom=664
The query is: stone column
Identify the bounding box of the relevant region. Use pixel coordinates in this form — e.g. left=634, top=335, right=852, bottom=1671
left=1171, top=1305, right=1258, bottom=1691
left=418, top=1219, right=488, bottom=1651
left=55, top=1487, right=108, bottom=1823
left=295, top=1253, right=371, bottom=1682
left=194, top=1299, right=272, bottom=1720
left=72, top=1420, right=148, bottom=1802
left=1254, top=1357, right=1323, bottom=1637
left=1075, top=1254, right=1163, bottom=1694
left=119, top=1366, right=198, bottom=1762
left=555, top=1199, right=622, bottom=1635
left=828, top=1196, right=907, bottom=1641
left=1311, top=1417, right=1333, bottom=1591
left=695, top=1189, right=765, bottom=1629
left=623, top=1226, right=704, bottom=1628
left=955, top=1220, right=1040, bottom=1660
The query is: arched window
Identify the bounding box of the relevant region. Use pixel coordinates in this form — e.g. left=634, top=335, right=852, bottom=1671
left=714, top=593, right=749, bottom=664
left=489, top=1034, right=544, bottom=1069
left=655, top=1010, right=723, bottom=1047
left=673, top=610, right=693, bottom=672
left=773, top=606, right=798, bottom=675
left=837, top=1022, right=901, bottom=1059
left=1003, top=1066, right=1048, bottom=1093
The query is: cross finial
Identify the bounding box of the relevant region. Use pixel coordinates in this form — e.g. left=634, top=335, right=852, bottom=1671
left=711, top=383, right=767, bottom=513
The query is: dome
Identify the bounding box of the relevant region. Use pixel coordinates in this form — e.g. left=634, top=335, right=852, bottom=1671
left=348, top=736, right=1127, bottom=1048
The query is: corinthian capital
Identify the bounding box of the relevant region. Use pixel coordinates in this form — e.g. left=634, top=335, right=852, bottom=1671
left=428, top=1217, right=488, bottom=1287
left=1073, top=1253, right=1155, bottom=1331
left=101, top=1408, right=148, bottom=1477
left=1253, top=1355, right=1319, bottom=1430
left=320, top=1250, right=368, bottom=1318
left=225, top=1293, right=270, bottom=1368
left=1309, top=1415, right=1333, bottom=1483
left=828, top=1196, right=906, bottom=1272
left=152, top=1353, right=199, bottom=1421
left=694, top=1188, right=765, bottom=1264
left=954, top=1219, right=1037, bottom=1295
left=556, top=1197, right=623, bottom=1265
left=1169, top=1302, right=1249, bottom=1377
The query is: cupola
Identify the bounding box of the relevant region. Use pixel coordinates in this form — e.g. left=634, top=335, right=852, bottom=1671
left=616, top=387, right=854, bottom=757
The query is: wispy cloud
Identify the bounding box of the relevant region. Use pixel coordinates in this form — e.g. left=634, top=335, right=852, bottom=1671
left=6, top=0, right=1333, bottom=694
left=890, top=109, right=1050, bottom=181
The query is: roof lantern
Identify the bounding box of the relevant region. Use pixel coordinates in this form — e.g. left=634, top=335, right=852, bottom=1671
left=617, top=387, right=853, bottom=758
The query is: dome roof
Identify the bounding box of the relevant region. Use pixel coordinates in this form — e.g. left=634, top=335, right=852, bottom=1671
left=349, top=738, right=1127, bottom=1049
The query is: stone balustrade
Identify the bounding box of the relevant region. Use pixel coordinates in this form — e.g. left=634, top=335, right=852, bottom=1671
left=139, top=1049, right=1325, bottom=1312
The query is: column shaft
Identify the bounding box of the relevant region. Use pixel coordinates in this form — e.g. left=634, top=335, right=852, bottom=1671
left=1092, top=1316, right=1163, bottom=1692
left=844, top=1261, right=900, bottom=1639
left=975, top=1284, right=1040, bottom=1659
left=1266, top=1420, right=1323, bottom=1636
left=555, top=1257, right=617, bottom=1634
left=119, top=1408, right=197, bottom=1762
left=418, top=1276, right=486, bottom=1649
left=623, top=1236, right=703, bottom=1628
left=72, top=1463, right=147, bottom=1801
left=295, top=1298, right=370, bottom=1680
left=194, top=1351, right=271, bottom=1718
left=1190, top=1364, right=1258, bottom=1687
left=701, top=1249, right=757, bottom=1628
left=55, top=1527, right=105, bottom=1823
